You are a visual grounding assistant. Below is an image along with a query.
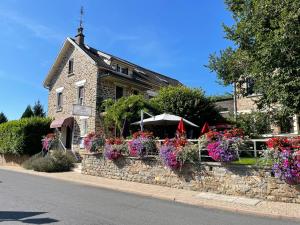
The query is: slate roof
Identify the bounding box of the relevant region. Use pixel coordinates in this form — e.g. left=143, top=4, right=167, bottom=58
left=71, top=38, right=182, bottom=87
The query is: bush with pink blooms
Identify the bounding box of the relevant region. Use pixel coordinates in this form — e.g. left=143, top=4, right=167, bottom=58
left=104, top=138, right=127, bottom=161
left=41, top=133, right=58, bottom=153
left=159, top=138, right=198, bottom=170
left=203, top=129, right=244, bottom=163
left=83, top=131, right=105, bottom=153
left=264, top=137, right=300, bottom=185
left=128, top=131, right=157, bottom=158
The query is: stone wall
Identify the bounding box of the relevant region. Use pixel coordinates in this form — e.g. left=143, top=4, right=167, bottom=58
left=82, top=154, right=300, bottom=204
left=237, top=95, right=259, bottom=113
left=0, top=154, right=29, bottom=166
left=47, top=44, right=99, bottom=151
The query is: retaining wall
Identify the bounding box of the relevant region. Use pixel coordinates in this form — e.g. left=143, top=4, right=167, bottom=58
left=82, top=153, right=300, bottom=203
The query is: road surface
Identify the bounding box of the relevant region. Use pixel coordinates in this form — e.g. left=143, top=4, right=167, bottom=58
left=0, top=169, right=298, bottom=225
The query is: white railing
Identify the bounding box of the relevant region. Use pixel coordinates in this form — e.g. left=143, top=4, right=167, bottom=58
left=126, top=138, right=270, bottom=163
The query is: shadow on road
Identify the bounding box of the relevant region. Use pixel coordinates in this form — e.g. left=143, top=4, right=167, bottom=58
left=0, top=211, right=58, bottom=224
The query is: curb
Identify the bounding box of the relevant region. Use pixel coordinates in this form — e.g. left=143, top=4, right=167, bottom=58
left=0, top=166, right=299, bottom=222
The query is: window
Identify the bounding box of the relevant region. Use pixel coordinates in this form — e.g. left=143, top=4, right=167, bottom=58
left=116, top=86, right=124, bottom=100
left=57, top=92, right=63, bottom=110
left=246, top=78, right=255, bottom=95
left=80, top=119, right=88, bottom=136
left=68, top=58, right=74, bottom=74
left=78, top=86, right=84, bottom=105
left=132, top=89, right=139, bottom=95
left=114, top=63, right=129, bottom=75
left=121, top=67, right=128, bottom=75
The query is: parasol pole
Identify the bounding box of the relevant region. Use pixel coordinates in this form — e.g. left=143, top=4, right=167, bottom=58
left=140, top=110, right=144, bottom=132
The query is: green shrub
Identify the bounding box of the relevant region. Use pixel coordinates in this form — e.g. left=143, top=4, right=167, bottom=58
left=22, top=152, right=44, bottom=170
left=22, top=150, right=76, bottom=172
left=150, top=86, right=225, bottom=127
left=0, top=117, right=51, bottom=155
left=234, top=111, right=271, bottom=138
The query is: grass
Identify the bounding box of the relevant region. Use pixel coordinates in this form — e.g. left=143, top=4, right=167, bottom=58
left=232, top=157, right=273, bottom=167
left=232, top=157, right=257, bottom=165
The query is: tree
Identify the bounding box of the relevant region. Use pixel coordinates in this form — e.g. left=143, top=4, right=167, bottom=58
left=207, top=0, right=300, bottom=114
left=0, top=112, right=8, bottom=124
left=33, top=100, right=46, bottom=117
left=150, top=86, right=224, bottom=127
left=103, top=95, right=159, bottom=136
left=21, top=105, right=34, bottom=118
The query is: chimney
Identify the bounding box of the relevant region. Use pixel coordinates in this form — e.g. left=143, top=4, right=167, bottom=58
left=75, top=6, right=85, bottom=46
left=75, top=27, right=84, bottom=46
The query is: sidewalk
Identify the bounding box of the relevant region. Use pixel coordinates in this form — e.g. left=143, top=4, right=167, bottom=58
left=1, top=165, right=299, bottom=221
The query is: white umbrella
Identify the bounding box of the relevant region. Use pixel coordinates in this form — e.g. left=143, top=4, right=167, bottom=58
left=131, top=113, right=199, bottom=127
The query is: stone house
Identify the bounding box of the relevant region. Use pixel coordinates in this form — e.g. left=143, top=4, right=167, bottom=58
left=43, top=26, right=181, bottom=151
left=215, top=79, right=299, bottom=135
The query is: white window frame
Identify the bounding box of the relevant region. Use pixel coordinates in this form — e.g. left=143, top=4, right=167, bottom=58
left=80, top=116, right=89, bottom=137
left=56, top=92, right=63, bottom=111
left=77, top=86, right=85, bottom=106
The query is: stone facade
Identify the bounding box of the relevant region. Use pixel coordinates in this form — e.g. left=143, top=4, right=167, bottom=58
left=47, top=45, right=99, bottom=151
left=82, top=154, right=300, bottom=204
left=45, top=37, right=180, bottom=152
left=237, top=95, right=258, bottom=113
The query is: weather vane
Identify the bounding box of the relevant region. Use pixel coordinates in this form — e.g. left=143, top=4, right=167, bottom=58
left=79, top=6, right=84, bottom=28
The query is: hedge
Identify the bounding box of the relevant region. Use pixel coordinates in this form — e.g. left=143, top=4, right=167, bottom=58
left=0, top=117, right=52, bottom=155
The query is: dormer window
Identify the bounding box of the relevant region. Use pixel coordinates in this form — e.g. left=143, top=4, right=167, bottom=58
left=121, top=67, right=128, bottom=75
left=113, top=63, right=129, bottom=75
left=68, top=58, right=74, bottom=74
left=116, top=65, right=120, bottom=72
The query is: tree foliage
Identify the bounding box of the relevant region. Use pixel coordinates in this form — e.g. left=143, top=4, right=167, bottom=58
left=150, top=86, right=224, bottom=126
left=33, top=100, right=46, bottom=117
left=21, top=105, right=34, bottom=118
left=208, top=0, right=300, bottom=113
left=0, top=112, right=8, bottom=124
left=234, top=111, right=272, bottom=138
left=103, top=95, right=159, bottom=135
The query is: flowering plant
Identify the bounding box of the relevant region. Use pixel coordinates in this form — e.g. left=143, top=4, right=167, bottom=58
left=159, top=137, right=198, bottom=170
left=203, top=128, right=244, bottom=162
left=264, top=136, right=300, bottom=185
left=128, top=131, right=157, bottom=158
left=104, top=138, right=127, bottom=160
left=83, top=131, right=105, bottom=153
left=41, top=133, right=57, bottom=153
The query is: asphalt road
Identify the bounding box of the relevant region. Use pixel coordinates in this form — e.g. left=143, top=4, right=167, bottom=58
left=0, top=169, right=298, bottom=225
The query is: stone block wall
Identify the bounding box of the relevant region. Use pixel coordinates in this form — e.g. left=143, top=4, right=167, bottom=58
left=0, top=154, right=29, bottom=166
left=82, top=154, right=300, bottom=204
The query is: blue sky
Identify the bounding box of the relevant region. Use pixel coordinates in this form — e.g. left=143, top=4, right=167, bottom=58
left=0, top=0, right=234, bottom=120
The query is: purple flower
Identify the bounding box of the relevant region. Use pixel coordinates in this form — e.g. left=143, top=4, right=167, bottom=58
left=104, top=144, right=122, bottom=160
left=159, top=145, right=181, bottom=169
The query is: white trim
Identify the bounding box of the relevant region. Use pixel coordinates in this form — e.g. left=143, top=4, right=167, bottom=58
left=237, top=110, right=252, bottom=114
left=146, top=90, right=157, bottom=97
left=75, top=79, right=86, bottom=87
left=79, top=116, right=89, bottom=119
left=55, top=87, right=64, bottom=93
